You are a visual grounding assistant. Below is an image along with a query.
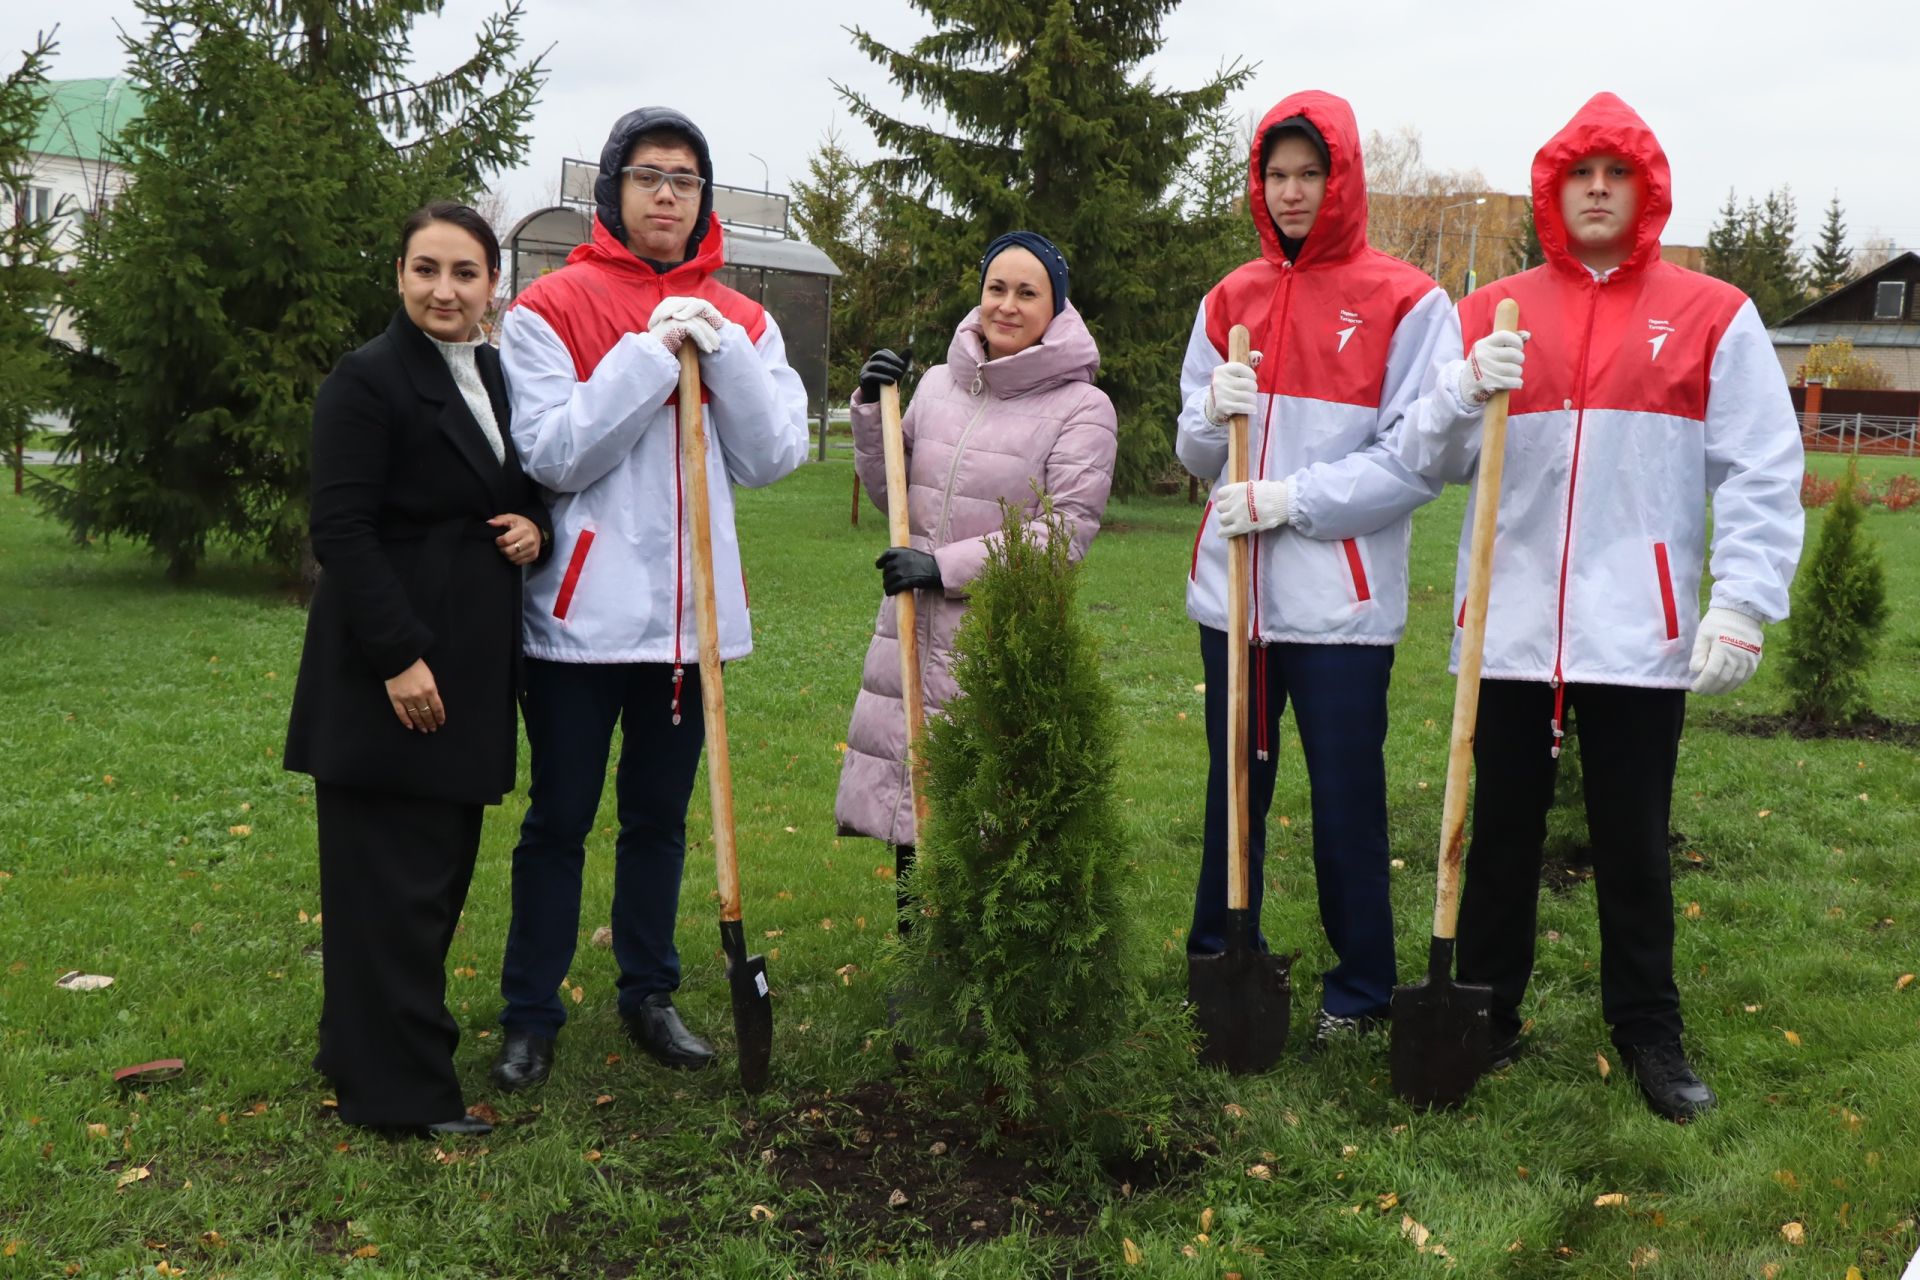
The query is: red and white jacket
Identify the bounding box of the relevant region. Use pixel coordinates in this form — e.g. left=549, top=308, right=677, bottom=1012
left=501, top=213, right=810, bottom=668
left=1178, top=90, right=1451, bottom=647
left=1391, top=93, right=1804, bottom=696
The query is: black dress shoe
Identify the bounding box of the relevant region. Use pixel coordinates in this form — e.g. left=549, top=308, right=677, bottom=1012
left=1487, top=1035, right=1522, bottom=1071
left=490, top=1029, right=555, bottom=1093
left=424, top=1115, right=493, bottom=1137
left=621, top=993, right=714, bottom=1070
left=1620, top=1040, right=1717, bottom=1122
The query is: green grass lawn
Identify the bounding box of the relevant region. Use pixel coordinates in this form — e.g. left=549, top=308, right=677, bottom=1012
left=2, top=460, right=1917, bottom=1278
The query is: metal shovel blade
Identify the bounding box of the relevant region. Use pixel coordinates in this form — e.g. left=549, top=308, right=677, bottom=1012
left=720, top=919, right=772, bottom=1094
left=1188, top=910, right=1292, bottom=1074
left=1389, top=936, right=1491, bottom=1110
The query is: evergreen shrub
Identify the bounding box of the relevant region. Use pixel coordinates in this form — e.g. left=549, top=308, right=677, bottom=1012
left=1782, top=459, right=1889, bottom=724
left=892, top=500, right=1190, bottom=1167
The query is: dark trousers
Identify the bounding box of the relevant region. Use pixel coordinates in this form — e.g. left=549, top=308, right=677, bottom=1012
left=315, top=782, right=482, bottom=1128
left=1189, top=626, right=1397, bottom=1019
left=499, top=658, right=706, bottom=1037
left=1455, top=679, right=1687, bottom=1048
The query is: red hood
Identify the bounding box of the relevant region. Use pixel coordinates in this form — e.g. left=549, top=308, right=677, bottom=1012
left=566, top=210, right=729, bottom=283
left=1248, top=90, right=1368, bottom=269
left=1531, top=93, right=1672, bottom=279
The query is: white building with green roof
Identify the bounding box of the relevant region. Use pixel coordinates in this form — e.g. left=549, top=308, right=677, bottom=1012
left=22, top=77, right=144, bottom=347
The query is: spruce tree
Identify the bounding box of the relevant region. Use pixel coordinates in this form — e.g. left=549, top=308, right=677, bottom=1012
left=1703, top=187, right=1805, bottom=325
left=838, top=0, right=1250, bottom=499
left=1782, top=459, right=1888, bottom=725
left=893, top=502, right=1189, bottom=1166
left=1805, top=195, right=1853, bottom=299
left=44, top=0, right=542, bottom=579
left=0, top=32, right=66, bottom=499
left=790, top=127, right=918, bottom=408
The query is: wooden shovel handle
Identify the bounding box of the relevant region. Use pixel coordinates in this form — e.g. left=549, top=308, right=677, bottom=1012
left=679, top=346, right=741, bottom=924
left=1432, top=298, right=1520, bottom=939
left=1224, top=325, right=1253, bottom=911
left=879, top=384, right=929, bottom=826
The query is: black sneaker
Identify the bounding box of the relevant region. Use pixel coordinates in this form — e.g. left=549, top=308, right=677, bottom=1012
left=1619, top=1041, right=1716, bottom=1123
left=1310, top=1008, right=1384, bottom=1048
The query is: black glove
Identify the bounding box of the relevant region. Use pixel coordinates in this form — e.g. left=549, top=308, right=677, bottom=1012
left=876, top=547, right=942, bottom=596
left=859, top=348, right=909, bottom=403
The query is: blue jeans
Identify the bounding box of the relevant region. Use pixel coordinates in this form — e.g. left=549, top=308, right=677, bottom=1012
left=1189, top=627, right=1397, bottom=1019
left=498, top=658, right=706, bottom=1036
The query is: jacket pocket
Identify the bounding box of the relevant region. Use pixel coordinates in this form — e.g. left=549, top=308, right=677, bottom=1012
left=552, top=529, right=596, bottom=621
left=1189, top=500, right=1213, bottom=581
left=1652, top=540, right=1679, bottom=641
left=1341, top=538, right=1372, bottom=603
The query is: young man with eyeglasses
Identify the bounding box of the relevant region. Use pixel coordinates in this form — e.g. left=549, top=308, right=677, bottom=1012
left=490, top=106, right=809, bottom=1091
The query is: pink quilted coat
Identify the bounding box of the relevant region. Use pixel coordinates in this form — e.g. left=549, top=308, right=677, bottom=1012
left=833, top=303, right=1118, bottom=845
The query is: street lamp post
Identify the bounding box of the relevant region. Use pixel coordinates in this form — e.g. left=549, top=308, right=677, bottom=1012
left=1434, top=196, right=1488, bottom=283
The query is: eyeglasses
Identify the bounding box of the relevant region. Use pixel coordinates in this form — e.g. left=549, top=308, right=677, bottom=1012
left=620, top=166, right=705, bottom=200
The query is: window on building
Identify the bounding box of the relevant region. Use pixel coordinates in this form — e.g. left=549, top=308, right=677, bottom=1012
left=1874, top=280, right=1906, bottom=320
left=28, top=186, right=52, bottom=222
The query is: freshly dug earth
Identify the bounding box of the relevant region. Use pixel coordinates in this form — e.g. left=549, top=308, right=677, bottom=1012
left=1706, top=709, right=1920, bottom=746
left=739, top=1080, right=1194, bottom=1257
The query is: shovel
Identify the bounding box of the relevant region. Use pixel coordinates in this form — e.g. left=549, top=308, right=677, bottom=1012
left=1389, top=297, right=1521, bottom=1110
left=678, top=345, right=772, bottom=1094
left=1189, top=323, right=1292, bottom=1073
left=878, top=383, right=931, bottom=832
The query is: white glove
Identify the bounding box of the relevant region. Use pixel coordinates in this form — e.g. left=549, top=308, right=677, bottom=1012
left=1458, top=329, right=1528, bottom=406
left=1214, top=480, right=1290, bottom=538
left=649, top=296, right=725, bottom=331
left=653, top=316, right=721, bottom=356
left=1204, top=356, right=1261, bottom=425
left=1689, top=606, right=1764, bottom=695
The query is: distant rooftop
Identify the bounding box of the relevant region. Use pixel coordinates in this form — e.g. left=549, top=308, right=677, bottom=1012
left=31, top=78, right=145, bottom=162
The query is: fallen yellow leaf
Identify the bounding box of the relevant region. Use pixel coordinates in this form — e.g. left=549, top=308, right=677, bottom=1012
left=1377, top=1191, right=1399, bottom=1211
left=1597, top=1051, right=1612, bottom=1080
left=1245, top=1164, right=1272, bottom=1180
left=1684, top=901, right=1702, bottom=920
left=1222, top=1103, right=1247, bottom=1120
left=1199, top=1207, right=1214, bottom=1233
left=836, top=963, right=858, bottom=986
left=570, top=985, right=584, bottom=1004
left=115, top=1165, right=151, bottom=1189
left=87, top=1123, right=109, bottom=1138
left=1122, top=1238, right=1143, bottom=1265
left=1779, top=1221, right=1805, bottom=1245
left=1594, top=1193, right=1629, bottom=1208
left=353, top=1244, right=380, bottom=1259
left=1897, top=973, right=1915, bottom=991
left=1630, top=1245, right=1660, bottom=1270
left=1783, top=1029, right=1802, bottom=1047
left=1847, top=1267, right=1864, bottom=1280
left=749, top=1204, right=774, bottom=1223
left=584, top=1149, right=602, bottom=1163
left=229, top=824, right=252, bottom=836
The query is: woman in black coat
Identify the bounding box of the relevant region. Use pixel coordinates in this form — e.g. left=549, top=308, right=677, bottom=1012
left=285, top=202, right=551, bottom=1136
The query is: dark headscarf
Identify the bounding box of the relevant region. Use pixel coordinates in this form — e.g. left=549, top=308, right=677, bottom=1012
left=980, top=230, right=1070, bottom=315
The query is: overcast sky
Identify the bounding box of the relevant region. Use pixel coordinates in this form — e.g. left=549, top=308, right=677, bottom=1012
left=25, top=0, right=1920, bottom=254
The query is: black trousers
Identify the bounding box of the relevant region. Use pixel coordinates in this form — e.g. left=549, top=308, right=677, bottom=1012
left=315, top=782, right=482, bottom=1128
left=1455, top=680, right=1687, bottom=1049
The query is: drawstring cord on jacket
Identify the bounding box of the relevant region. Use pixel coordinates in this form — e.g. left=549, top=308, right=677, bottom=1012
left=1254, top=642, right=1271, bottom=762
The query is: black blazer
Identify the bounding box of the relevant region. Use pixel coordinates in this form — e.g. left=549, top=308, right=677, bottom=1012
left=285, top=310, right=552, bottom=805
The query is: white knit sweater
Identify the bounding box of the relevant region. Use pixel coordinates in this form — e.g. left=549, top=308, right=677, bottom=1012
left=429, top=334, right=505, bottom=465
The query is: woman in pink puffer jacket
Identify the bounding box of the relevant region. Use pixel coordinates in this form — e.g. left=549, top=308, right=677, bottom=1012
left=833, top=232, right=1118, bottom=922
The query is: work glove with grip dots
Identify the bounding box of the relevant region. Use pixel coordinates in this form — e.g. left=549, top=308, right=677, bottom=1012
left=1458, top=329, right=1529, bottom=406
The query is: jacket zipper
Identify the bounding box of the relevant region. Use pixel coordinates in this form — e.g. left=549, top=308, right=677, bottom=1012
left=1249, top=262, right=1294, bottom=649
left=1549, top=277, right=1605, bottom=756
left=935, top=377, right=993, bottom=544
